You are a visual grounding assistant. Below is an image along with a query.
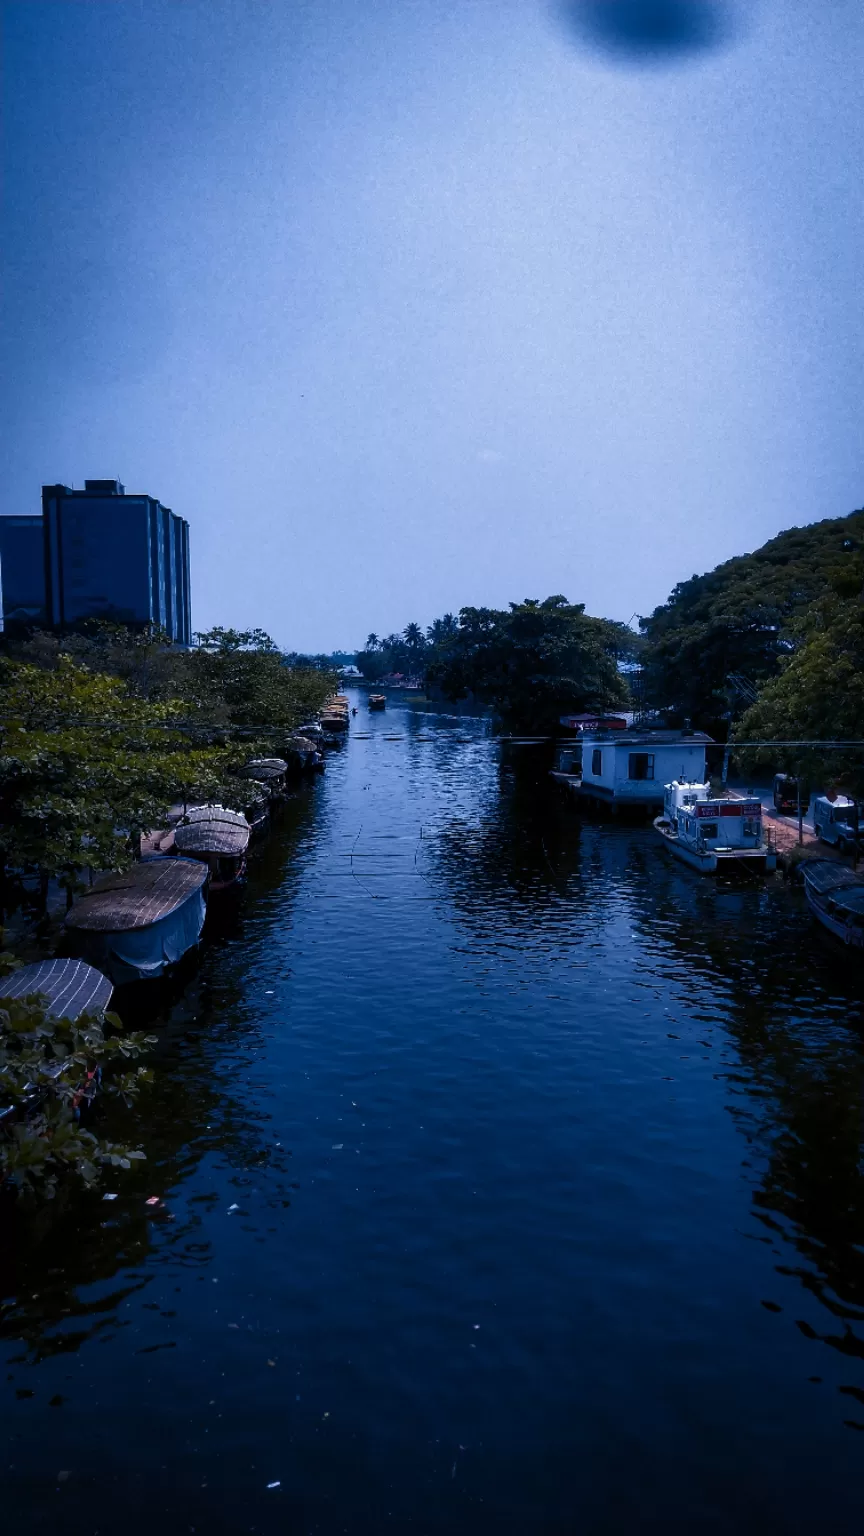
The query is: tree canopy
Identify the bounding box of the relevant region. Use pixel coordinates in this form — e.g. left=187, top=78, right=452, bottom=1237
left=640, top=509, right=864, bottom=731
left=733, top=589, right=864, bottom=796
left=426, top=597, right=631, bottom=732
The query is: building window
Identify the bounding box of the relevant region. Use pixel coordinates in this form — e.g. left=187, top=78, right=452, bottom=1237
left=628, top=753, right=655, bottom=781
left=591, top=749, right=602, bottom=776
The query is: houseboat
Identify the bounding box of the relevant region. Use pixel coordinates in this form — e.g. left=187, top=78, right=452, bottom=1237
left=654, top=782, right=774, bottom=874
left=0, top=958, right=113, bottom=1021
left=173, top=805, right=251, bottom=892
left=368, top=694, right=386, bottom=711
left=241, top=757, right=290, bottom=798
left=578, top=729, right=714, bottom=813
left=65, top=857, right=208, bottom=985
left=0, top=960, right=114, bottom=1125
left=802, top=861, right=864, bottom=949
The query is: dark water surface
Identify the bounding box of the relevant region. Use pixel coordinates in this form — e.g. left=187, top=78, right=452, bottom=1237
left=3, top=693, right=864, bottom=1533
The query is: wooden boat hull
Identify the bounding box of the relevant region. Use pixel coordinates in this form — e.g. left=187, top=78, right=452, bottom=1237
left=805, top=883, right=864, bottom=949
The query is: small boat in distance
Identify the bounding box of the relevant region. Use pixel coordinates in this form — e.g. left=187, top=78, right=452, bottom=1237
left=802, top=860, right=864, bottom=949
left=174, top=805, right=250, bottom=892
left=66, top=857, right=208, bottom=985
left=654, top=782, right=775, bottom=875
left=369, top=694, right=386, bottom=711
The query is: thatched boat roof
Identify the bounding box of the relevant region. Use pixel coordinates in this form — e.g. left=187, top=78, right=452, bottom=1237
left=240, top=757, right=288, bottom=781
left=66, top=858, right=208, bottom=933
left=0, top=959, right=113, bottom=1021
left=175, top=806, right=250, bottom=856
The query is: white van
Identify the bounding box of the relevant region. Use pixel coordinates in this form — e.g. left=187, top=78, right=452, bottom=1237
left=813, top=795, right=863, bottom=853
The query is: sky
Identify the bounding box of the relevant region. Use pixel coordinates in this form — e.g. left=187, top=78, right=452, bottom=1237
left=1, top=0, right=862, bottom=651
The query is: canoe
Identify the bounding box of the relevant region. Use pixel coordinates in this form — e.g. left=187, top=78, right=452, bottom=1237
left=0, top=958, right=113, bottom=1021
left=368, top=694, right=386, bottom=711
left=66, top=858, right=208, bottom=984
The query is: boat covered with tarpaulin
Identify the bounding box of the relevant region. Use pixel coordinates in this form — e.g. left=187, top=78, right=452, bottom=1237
left=65, top=857, right=208, bottom=984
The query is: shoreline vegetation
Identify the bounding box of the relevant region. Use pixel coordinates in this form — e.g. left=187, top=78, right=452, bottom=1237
left=0, top=624, right=337, bottom=1200
left=359, top=507, right=864, bottom=796
left=3, top=504, right=863, bottom=1202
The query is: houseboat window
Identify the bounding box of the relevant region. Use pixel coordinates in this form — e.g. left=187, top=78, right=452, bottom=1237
left=700, top=822, right=718, bottom=839
left=628, top=753, right=655, bottom=781
left=592, top=749, right=602, bottom=776
left=743, top=818, right=759, bottom=837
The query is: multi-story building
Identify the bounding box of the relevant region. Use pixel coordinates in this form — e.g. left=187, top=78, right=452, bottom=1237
left=0, top=514, right=46, bottom=627
left=41, top=480, right=191, bottom=643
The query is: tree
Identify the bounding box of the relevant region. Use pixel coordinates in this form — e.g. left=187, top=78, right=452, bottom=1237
left=426, top=596, right=629, bottom=732
left=0, top=985, right=154, bottom=1199
left=640, top=509, right=864, bottom=732
left=734, top=592, right=864, bottom=797
left=0, top=656, right=239, bottom=905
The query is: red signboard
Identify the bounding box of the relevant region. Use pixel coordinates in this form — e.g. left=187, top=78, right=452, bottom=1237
left=695, top=801, right=761, bottom=818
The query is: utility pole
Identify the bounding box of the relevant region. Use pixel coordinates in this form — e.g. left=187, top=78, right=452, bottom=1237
left=797, top=764, right=804, bottom=848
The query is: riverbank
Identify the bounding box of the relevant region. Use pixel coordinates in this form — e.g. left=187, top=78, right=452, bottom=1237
left=2, top=690, right=863, bottom=1533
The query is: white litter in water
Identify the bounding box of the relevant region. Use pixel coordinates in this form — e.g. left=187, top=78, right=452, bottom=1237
left=103, top=1193, right=118, bottom=1201
left=267, top=1481, right=280, bottom=1490
left=227, top=1203, right=240, bottom=1213
left=332, top=1144, right=343, bottom=1150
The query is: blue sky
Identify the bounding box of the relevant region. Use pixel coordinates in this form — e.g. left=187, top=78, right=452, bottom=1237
left=1, top=1, right=862, bottom=649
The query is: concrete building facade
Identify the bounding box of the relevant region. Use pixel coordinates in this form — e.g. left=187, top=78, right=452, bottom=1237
left=41, top=480, right=191, bottom=643
left=0, top=515, right=47, bottom=627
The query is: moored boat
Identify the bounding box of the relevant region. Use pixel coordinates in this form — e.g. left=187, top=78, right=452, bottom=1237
left=368, top=694, right=386, bottom=711
left=0, top=960, right=115, bottom=1125
left=654, top=782, right=775, bottom=875
left=174, top=805, right=250, bottom=892
left=240, top=757, right=289, bottom=798
left=802, top=860, right=864, bottom=949
left=65, top=857, right=208, bottom=985
left=0, top=958, right=113, bottom=1021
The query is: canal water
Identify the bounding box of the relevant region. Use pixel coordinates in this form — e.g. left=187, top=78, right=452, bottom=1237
left=3, top=691, right=864, bottom=1534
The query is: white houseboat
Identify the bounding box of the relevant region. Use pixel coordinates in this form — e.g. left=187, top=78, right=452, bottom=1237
left=577, top=729, right=713, bottom=812
left=654, top=782, right=775, bottom=874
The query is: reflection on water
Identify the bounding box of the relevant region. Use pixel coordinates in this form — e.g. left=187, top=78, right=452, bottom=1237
left=2, top=695, right=863, bottom=1531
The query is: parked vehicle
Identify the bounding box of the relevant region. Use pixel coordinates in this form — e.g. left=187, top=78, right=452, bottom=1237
left=803, top=860, right=864, bottom=949
left=773, top=774, right=809, bottom=815
left=813, top=795, right=863, bottom=853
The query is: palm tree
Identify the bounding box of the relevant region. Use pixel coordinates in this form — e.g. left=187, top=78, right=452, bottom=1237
left=365, top=633, right=380, bottom=651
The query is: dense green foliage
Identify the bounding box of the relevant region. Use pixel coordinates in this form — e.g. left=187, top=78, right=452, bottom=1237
left=356, top=619, right=455, bottom=681
left=0, top=625, right=336, bottom=905
left=426, top=598, right=631, bottom=732
left=640, top=509, right=864, bottom=731
left=0, top=656, right=238, bottom=903
left=734, top=587, right=864, bottom=796
left=0, top=984, right=154, bottom=1199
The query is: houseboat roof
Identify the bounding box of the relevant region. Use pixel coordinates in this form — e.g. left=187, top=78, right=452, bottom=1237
left=66, top=858, right=208, bottom=933
left=240, top=757, right=288, bottom=781
left=582, top=729, right=714, bottom=746
left=174, top=806, right=250, bottom=856
left=0, top=958, right=113, bottom=1020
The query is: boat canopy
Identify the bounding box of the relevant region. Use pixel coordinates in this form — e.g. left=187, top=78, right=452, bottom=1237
left=241, top=758, right=288, bottom=781
left=803, top=860, right=864, bottom=897
left=67, top=858, right=208, bottom=932
left=0, top=959, right=113, bottom=1021
left=175, top=805, right=250, bottom=856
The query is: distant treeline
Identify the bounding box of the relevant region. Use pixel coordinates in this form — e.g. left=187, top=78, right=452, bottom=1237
left=357, top=507, right=864, bottom=791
